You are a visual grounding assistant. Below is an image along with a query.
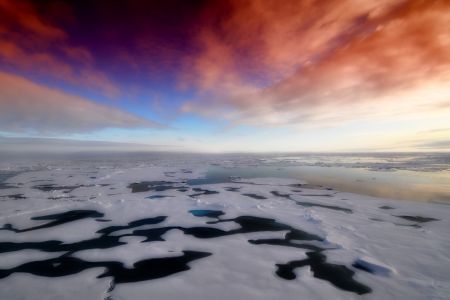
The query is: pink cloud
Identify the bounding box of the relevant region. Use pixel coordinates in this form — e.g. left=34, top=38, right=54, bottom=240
left=182, top=0, right=450, bottom=127
left=0, top=72, right=164, bottom=133
left=0, top=0, right=119, bottom=97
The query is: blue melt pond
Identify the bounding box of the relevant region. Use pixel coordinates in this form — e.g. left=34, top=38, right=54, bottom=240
left=146, top=195, right=172, bottom=199
left=189, top=210, right=224, bottom=218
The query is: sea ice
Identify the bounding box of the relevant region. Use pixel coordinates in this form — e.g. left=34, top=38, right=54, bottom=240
left=0, top=157, right=449, bottom=300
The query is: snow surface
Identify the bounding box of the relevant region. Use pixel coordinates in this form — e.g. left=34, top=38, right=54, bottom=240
left=0, top=158, right=449, bottom=300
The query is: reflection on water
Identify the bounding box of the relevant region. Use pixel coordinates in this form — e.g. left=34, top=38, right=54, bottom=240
left=188, top=166, right=450, bottom=203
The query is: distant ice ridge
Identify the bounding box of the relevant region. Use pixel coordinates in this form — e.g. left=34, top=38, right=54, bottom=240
left=0, top=157, right=449, bottom=300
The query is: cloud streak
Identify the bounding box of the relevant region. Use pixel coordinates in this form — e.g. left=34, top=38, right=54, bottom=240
left=417, top=140, right=450, bottom=150
left=0, top=136, right=176, bottom=153
left=0, top=72, right=163, bottom=133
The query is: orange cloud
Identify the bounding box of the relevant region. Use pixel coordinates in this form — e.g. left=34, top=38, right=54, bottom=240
left=0, top=72, right=163, bottom=133
left=0, top=0, right=66, bottom=40
left=183, top=0, right=450, bottom=127
left=0, top=0, right=118, bottom=97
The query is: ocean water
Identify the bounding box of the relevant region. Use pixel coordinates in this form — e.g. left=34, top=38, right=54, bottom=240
left=188, top=152, right=450, bottom=202
left=188, top=165, right=450, bottom=203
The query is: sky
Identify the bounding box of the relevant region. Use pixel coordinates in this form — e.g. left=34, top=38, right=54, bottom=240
left=0, top=0, right=449, bottom=152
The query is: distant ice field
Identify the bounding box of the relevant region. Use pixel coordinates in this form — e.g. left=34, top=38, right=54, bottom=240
left=0, top=153, right=449, bottom=299
left=2, top=152, right=449, bottom=202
